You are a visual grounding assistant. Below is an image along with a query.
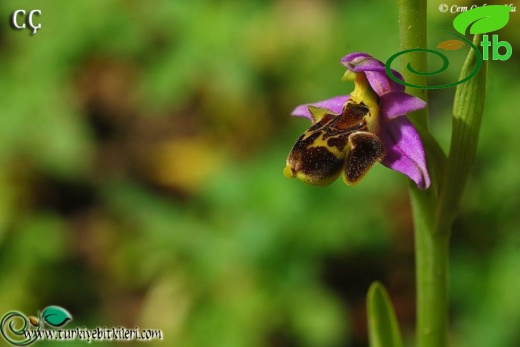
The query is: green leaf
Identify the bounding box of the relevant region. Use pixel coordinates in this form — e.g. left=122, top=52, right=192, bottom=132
left=437, top=34, right=487, bottom=226
left=42, top=306, right=72, bottom=327
left=367, top=282, right=403, bottom=347
left=453, top=5, right=512, bottom=35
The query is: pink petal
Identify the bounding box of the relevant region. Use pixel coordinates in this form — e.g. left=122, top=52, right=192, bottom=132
left=379, top=116, right=431, bottom=189
left=365, top=70, right=405, bottom=95
left=380, top=92, right=427, bottom=119
left=341, top=53, right=406, bottom=95
left=341, top=52, right=385, bottom=72
left=291, top=95, right=350, bottom=120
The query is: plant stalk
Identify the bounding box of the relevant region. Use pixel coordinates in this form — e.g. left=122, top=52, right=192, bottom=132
left=410, top=188, right=450, bottom=347
left=397, top=0, right=450, bottom=346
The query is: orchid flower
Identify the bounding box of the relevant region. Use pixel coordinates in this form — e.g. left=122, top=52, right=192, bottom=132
left=283, top=52, right=431, bottom=189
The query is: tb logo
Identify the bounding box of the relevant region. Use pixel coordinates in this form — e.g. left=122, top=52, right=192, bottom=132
left=10, top=9, right=42, bottom=35
left=452, top=5, right=513, bottom=61
left=480, top=35, right=512, bottom=61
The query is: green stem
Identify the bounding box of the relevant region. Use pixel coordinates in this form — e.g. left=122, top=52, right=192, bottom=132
left=397, top=1, right=487, bottom=345
left=397, top=0, right=428, bottom=129
left=397, top=1, right=450, bottom=346
left=410, top=188, right=450, bottom=347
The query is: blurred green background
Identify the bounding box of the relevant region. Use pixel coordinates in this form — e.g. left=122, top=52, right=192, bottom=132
left=0, top=1, right=519, bottom=346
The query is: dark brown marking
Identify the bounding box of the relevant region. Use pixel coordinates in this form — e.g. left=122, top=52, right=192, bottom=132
left=344, top=132, right=385, bottom=184
left=286, top=100, right=379, bottom=185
